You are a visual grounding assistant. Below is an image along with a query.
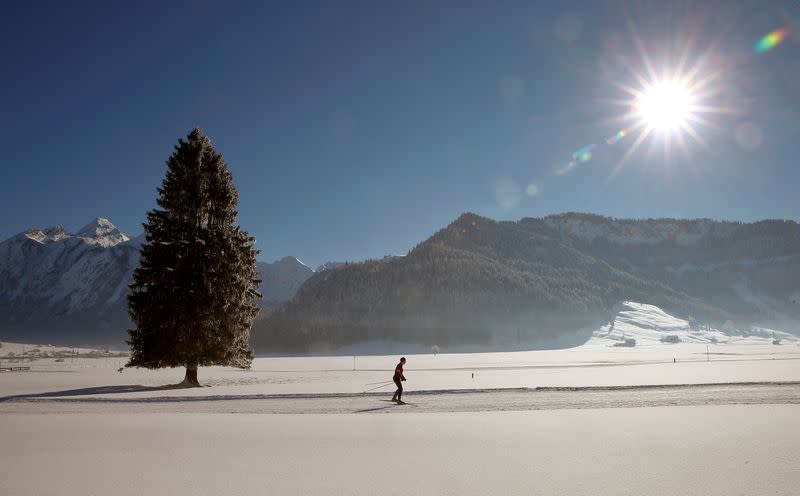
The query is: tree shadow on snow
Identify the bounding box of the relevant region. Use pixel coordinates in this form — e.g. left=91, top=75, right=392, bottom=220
left=0, top=383, right=196, bottom=402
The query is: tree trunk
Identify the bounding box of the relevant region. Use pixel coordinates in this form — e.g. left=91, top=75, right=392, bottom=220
left=183, top=363, right=200, bottom=387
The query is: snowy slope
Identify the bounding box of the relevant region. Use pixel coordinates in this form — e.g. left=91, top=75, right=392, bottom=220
left=589, top=301, right=797, bottom=345
left=75, top=218, right=131, bottom=247
left=0, top=218, right=140, bottom=313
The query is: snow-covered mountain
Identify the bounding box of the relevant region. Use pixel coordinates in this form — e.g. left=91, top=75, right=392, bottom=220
left=0, top=218, right=141, bottom=344
left=0, top=219, right=326, bottom=345
left=588, top=301, right=797, bottom=346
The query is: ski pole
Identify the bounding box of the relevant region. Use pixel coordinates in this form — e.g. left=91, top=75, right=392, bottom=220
left=364, top=380, right=394, bottom=386
left=363, top=382, right=394, bottom=393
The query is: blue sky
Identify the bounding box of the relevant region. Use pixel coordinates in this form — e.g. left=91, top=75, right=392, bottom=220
left=1, top=1, right=798, bottom=267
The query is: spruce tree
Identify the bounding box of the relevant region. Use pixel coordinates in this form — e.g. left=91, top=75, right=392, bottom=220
left=127, top=128, right=261, bottom=386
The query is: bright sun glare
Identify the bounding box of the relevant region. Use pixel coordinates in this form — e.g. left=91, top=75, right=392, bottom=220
left=586, top=22, right=734, bottom=176
left=635, top=81, right=693, bottom=132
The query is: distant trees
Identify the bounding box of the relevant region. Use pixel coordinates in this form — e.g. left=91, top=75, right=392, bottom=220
left=253, top=213, right=744, bottom=353
left=251, top=212, right=800, bottom=353
left=127, top=129, right=261, bottom=386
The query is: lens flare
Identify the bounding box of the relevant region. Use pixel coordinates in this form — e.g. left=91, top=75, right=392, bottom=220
left=606, top=130, right=628, bottom=144
left=755, top=27, right=791, bottom=53
left=558, top=18, right=792, bottom=177
left=572, top=144, right=597, bottom=163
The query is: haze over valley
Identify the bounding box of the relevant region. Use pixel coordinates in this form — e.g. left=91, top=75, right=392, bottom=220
left=2, top=212, right=798, bottom=352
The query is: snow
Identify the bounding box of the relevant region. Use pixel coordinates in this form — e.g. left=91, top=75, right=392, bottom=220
left=4, top=216, right=799, bottom=493
left=282, top=255, right=313, bottom=271
left=24, top=226, right=72, bottom=244
left=2, top=324, right=799, bottom=495
left=2, top=301, right=797, bottom=400
left=1, top=406, right=798, bottom=495
left=0, top=218, right=139, bottom=311
left=0, top=342, right=112, bottom=357
left=75, top=217, right=130, bottom=247
left=0, top=218, right=317, bottom=334
left=2, top=339, right=799, bottom=400
left=589, top=301, right=798, bottom=345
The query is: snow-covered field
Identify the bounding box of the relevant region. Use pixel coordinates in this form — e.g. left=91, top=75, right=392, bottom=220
left=2, top=341, right=799, bottom=399
left=2, top=300, right=796, bottom=399
left=1, top=406, right=798, bottom=495
left=0, top=341, right=121, bottom=357
left=2, top=337, right=799, bottom=495
left=2, top=301, right=799, bottom=495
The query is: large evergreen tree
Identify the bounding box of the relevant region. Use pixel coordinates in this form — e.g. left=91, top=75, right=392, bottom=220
left=127, top=128, right=261, bottom=386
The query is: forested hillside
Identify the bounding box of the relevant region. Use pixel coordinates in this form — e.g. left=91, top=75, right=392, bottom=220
left=253, top=213, right=758, bottom=353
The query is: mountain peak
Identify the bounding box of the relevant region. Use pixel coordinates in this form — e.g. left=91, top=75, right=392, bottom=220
left=454, top=212, right=488, bottom=224
left=22, top=225, right=70, bottom=244
left=256, top=256, right=316, bottom=303
left=77, top=217, right=116, bottom=236
left=275, top=256, right=311, bottom=268
left=441, top=212, right=494, bottom=234
left=76, top=218, right=129, bottom=247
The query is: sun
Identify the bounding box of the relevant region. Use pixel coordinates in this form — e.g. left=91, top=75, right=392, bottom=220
left=597, top=37, right=731, bottom=174
left=635, top=80, right=694, bottom=133
left=603, top=69, right=713, bottom=171
left=556, top=12, right=739, bottom=178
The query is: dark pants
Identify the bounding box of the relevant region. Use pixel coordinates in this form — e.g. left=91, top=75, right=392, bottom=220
left=392, top=379, right=403, bottom=401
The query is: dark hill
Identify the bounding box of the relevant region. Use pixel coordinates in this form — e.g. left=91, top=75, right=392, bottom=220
left=252, top=213, right=736, bottom=353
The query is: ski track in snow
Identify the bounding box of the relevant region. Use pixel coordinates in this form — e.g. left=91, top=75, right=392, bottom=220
left=3, top=382, right=799, bottom=415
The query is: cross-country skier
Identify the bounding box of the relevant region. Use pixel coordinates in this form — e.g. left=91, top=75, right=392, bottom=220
left=391, top=357, right=406, bottom=404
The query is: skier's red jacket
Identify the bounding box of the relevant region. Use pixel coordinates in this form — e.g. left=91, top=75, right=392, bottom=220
left=393, top=362, right=405, bottom=381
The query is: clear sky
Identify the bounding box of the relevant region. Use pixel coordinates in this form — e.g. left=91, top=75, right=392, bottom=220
left=1, top=1, right=798, bottom=267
